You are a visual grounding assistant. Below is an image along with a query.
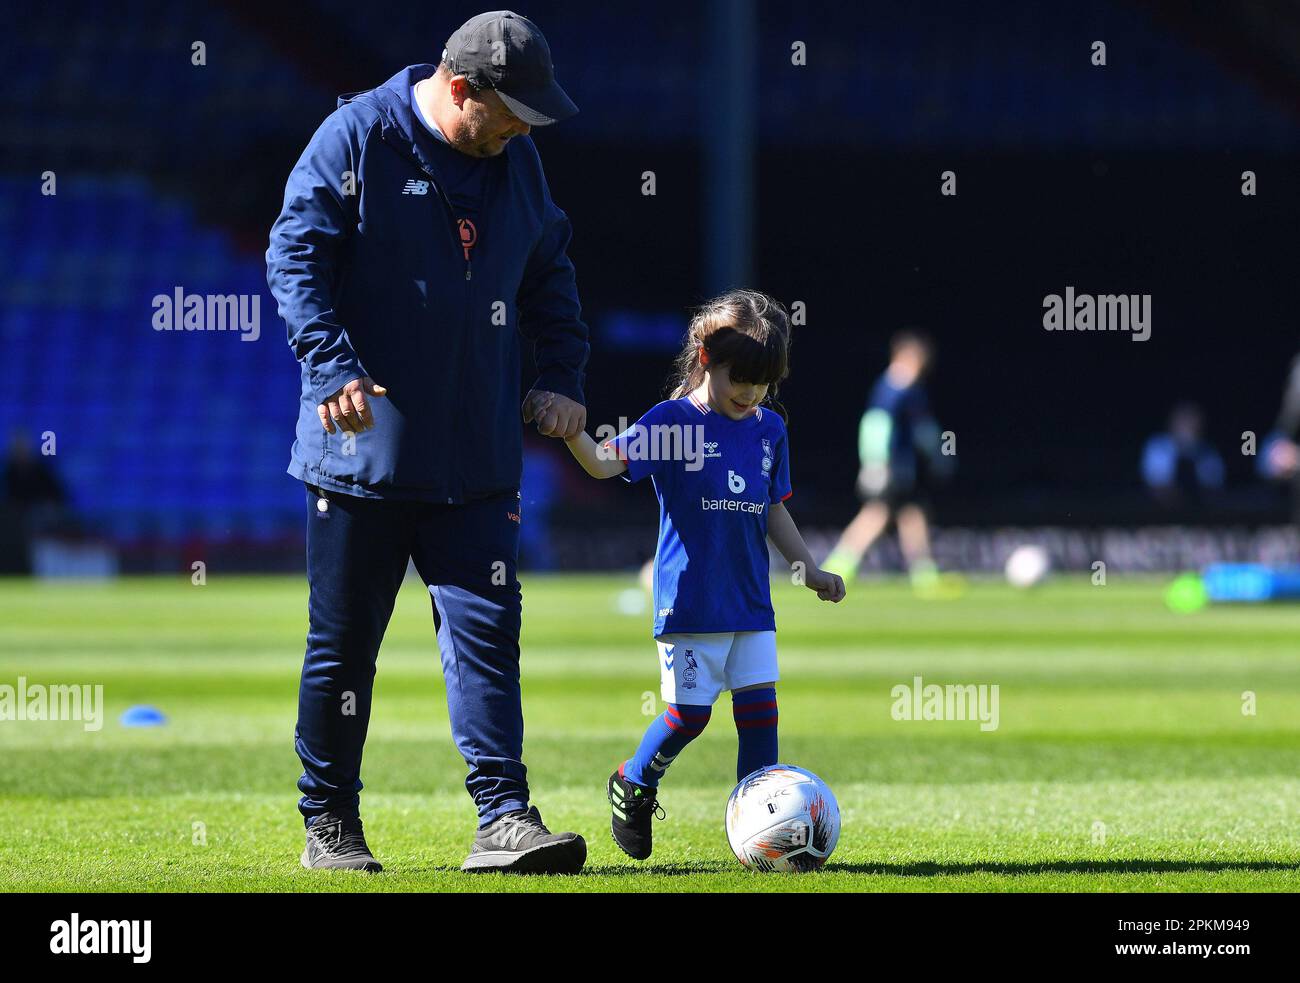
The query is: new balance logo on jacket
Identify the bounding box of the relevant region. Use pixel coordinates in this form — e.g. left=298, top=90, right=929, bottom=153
left=402, top=179, right=430, bottom=195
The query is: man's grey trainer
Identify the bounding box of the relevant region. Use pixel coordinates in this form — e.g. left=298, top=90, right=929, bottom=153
left=461, top=806, right=587, bottom=874
left=301, top=812, right=382, bottom=873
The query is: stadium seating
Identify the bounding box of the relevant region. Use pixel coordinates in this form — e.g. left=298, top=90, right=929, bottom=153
left=3, top=0, right=1296, bottom=556
left=2, top=176, right=301, bottom=543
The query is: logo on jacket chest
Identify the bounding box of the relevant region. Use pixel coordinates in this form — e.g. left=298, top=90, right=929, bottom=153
left=458, top=218, right=478, bottom=262
left=402, top=179, right=430, bottom=196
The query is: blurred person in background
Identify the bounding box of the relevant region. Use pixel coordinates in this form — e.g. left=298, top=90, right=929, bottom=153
left=0, top=430, right=70, bottom=574
left=1140, top=402, right=1224, bottom=507
left=2, top=429, right=67, bottom=528
left=825, top=331, right=952, bottom=591
left=1260, top=353, right=1300, bottom=521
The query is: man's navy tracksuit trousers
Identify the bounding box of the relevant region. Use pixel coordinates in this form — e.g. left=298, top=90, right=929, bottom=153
left=295, top=484, right=528, bottom=828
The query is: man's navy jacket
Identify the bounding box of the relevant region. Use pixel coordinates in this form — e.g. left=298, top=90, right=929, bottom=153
left=267, top=65, right=589, bottom=503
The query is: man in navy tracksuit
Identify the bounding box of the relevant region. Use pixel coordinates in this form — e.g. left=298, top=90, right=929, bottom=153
left=266, top=11, right=589, bottom=874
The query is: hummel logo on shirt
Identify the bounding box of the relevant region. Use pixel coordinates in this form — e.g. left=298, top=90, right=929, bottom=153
left=402, top=179, right=430, bottom=196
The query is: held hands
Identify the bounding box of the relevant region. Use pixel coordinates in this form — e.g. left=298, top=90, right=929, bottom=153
left=319, top=377, right=387, bottom=434
left=804, top=566, right=847, bottom=603
left=522, top=389, right=586, bottom=439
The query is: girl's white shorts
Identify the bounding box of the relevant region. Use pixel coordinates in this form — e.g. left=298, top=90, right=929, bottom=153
left=654, top=630, right=778, bottom=705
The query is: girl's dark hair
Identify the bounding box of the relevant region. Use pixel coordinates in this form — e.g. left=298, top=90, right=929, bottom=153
left=668, top=289, right=792, bottom=416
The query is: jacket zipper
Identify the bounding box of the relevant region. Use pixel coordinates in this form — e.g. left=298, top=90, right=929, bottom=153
left=381, top=130, right=495, bottom=502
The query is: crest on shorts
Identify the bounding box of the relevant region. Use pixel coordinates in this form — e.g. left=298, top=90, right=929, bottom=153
left=682, top=649, right=698, bottom=689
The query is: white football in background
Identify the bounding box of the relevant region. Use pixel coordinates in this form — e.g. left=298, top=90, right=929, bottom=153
left=1005, top=544, right=1050, bottom=589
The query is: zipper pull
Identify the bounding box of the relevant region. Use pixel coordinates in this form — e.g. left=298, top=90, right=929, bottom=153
left=457, top=218, right=477, bottom=281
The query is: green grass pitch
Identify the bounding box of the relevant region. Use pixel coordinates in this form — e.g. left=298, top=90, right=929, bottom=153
left=1, top=573, right=1298, bottom=892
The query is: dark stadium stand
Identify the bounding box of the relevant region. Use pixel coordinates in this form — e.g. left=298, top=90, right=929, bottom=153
left=3, top=1, right=1298, bottom=569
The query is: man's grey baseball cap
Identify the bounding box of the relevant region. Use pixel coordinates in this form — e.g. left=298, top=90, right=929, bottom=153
left=442, top=10, right=578, bottom=126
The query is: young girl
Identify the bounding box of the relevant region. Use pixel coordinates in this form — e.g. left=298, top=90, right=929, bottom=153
left=561, top=288, right=846, bottom=860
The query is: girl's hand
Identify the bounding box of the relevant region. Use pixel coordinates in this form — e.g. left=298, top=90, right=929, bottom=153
left=804, top=567, right=846, bottom=603
left=522, top=390, right=588, bottom=439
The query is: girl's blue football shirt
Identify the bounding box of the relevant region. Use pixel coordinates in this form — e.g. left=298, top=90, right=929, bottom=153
left=607, top=395, right=793, bottom=636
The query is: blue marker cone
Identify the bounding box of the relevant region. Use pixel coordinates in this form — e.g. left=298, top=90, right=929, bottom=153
left=120, top=705, right=167, bottom=727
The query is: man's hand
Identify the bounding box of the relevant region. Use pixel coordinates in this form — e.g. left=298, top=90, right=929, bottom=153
left=804, top=567, right=847, bottom=603
left=319, top=377, right=387, bottom=434
left=522, top=389, right=586, bottom=439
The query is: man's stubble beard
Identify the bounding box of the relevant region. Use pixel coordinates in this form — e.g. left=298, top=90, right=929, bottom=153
left=451, top=107, right=505, bottom=158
